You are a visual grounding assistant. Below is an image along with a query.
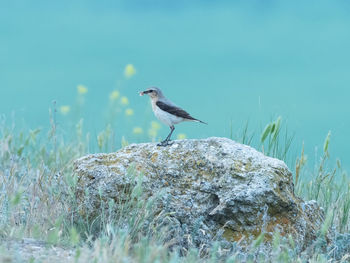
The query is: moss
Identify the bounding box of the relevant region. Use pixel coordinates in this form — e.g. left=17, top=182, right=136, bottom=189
left=266, top=215, right=293, bottom=235
left=135, top=164, right=143, bottom=171
left=223, top=227, right=263, bottom=243
left=124, top=148, right=133, bottom=154
left=244, top=160, right=252, bottom=171
left=233, top=160, right=243, bottom=172
left=196, top=160, right=206, bottom=167
left=100, top=156, right=121, bottom=167
left=198, top=171, right=215, bottom=180
left=222, top=214, right=296, bottom=244
left=151, top=152, right=158, bottom=163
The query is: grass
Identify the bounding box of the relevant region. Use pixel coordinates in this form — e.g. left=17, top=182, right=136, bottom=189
left=1, top=87, right=350, bottom=262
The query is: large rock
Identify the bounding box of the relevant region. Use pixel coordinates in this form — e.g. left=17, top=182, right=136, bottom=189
left=74, top=137, right=324, bottom=252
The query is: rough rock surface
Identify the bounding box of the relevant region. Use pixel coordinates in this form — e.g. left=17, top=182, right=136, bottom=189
left=74, top=137, right=324, bottom=252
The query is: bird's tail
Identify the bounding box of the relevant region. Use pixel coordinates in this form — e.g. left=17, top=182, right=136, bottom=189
left=195, top=119, right=208, bottom=125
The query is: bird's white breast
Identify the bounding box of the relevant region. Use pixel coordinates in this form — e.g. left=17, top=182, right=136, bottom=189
left=152, top=101, right=184, bottom=126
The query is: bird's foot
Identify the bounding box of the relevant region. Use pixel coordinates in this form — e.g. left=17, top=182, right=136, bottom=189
left=157, top=140, right=173, bottom=147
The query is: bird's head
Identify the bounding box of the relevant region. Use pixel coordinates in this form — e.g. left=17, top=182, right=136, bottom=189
left=139, top=87, right=162, bottom=99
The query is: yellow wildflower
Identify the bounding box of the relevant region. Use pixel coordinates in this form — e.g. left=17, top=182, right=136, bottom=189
left=109, top=90, right=120, bottom=101
left=59, top=105, right=71, bottom=115
left=77, top=84, right=88, bottom=94
left=121, top=96, right=129, bottom=105
left=124, top=64, right=136, bottom=78
left=151, top=121, right=161, bottom=130
left=133, top=127, right=143, bottom=135
left=125, top=108, right=134, bottom=116
left=177, top=133, right=187, bottom=140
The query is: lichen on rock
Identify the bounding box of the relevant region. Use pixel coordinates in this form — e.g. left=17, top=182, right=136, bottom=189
left=74, top=137, right=324, bottom=253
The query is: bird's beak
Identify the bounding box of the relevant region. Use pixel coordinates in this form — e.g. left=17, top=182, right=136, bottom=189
left=139, top=90, right=150, bottom=96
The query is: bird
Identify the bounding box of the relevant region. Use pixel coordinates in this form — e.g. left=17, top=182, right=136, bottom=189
left=140, top=87, right=207, bottom=146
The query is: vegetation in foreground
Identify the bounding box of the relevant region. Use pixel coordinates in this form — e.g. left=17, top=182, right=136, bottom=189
left=1, top=72, right=350, bottom=262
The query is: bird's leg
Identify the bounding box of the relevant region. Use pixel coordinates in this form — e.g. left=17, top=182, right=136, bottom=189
left=165, top=125, right=175, bottom=142
left=158, top=126, right=175, bottom=146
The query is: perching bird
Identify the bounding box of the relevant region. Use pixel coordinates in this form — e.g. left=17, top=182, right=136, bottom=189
left=140, top=87, right=207, bottom=146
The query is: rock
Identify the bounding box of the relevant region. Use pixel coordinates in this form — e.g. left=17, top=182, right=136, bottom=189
left=74, top=137, right=324, bottom=253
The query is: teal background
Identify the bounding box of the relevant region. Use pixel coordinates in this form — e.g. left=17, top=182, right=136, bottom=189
left=1, top=1, right=349, bottom=169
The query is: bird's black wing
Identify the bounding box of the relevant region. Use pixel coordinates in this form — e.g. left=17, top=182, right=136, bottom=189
left=156, top=101, right=197, bottom=121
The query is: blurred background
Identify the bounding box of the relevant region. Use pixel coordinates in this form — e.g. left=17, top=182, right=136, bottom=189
left=0, top=0, right=349, bottom=169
